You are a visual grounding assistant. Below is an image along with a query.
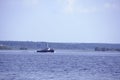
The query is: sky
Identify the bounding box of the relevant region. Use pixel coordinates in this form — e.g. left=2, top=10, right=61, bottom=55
left=0, top=0, right=120, bottom=43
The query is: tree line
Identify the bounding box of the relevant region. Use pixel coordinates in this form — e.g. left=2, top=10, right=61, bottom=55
left=95, top=47, right=120, bottom=52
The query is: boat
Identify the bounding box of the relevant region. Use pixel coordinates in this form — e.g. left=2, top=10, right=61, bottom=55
left=37, top=48, right=54, bottom=52
left=37, top=42, right=54, bottom=53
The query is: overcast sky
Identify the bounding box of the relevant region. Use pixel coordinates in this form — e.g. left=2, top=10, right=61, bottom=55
left=0, top=0, right=120, bottom=43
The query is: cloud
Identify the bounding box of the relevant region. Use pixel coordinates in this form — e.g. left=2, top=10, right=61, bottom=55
left=59, top=0, right=97, bottom=14
left=58, top=0, right=120, bottom=14
left=64, top=0, right=75, bottom=13
left=104, top=3, right=117, bottom=9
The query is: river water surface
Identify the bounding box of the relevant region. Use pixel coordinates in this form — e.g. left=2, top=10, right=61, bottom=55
left=0, top=50, right=120, bottom=80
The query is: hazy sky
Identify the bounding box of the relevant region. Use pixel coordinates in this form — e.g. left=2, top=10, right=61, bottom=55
left=0, top=0, right=120, bottom=43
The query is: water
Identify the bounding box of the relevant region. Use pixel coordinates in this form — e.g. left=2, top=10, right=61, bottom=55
left=0, top=50, right=120, bottom=80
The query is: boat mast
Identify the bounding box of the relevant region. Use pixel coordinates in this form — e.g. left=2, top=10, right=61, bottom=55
left=46, top=42, right=49, bottom=48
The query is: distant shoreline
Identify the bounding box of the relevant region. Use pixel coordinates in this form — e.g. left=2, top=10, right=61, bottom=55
left=0, top=41, right=120, bottom=52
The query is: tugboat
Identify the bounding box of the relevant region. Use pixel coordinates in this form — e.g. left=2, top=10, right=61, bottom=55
left=37, top=42, right=54, bottom=53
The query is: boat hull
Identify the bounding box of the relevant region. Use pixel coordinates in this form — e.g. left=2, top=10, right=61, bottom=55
left=37, top=49, right=54, bottom=53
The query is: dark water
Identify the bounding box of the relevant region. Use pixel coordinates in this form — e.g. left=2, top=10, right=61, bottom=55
left=0, top=50, right=120, bottom=80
